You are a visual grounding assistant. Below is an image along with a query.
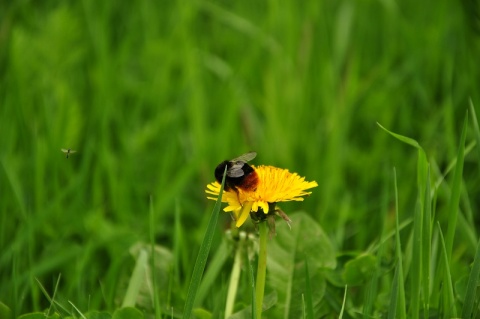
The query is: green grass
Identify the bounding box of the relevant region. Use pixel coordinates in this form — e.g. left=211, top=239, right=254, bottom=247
left=1, top=0, right=480, bottom=318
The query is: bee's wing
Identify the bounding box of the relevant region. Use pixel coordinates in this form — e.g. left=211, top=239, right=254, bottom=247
left=227, top=166, right=245, bottom=177
left=61, top=149, right=69, bottom=153
left=231, top=152, right=256, bottom=163
left=69, top=150, right=77, bottom=154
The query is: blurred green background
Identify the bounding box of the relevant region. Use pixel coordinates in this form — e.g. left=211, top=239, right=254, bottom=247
left=1, top=0, right=480, bottom=315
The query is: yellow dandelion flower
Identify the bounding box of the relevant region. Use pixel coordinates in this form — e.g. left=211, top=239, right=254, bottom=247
left=206, top=165, right=318, bottom=227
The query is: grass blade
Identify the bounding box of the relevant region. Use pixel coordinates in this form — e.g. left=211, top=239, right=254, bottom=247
left=68, top=300, right=87, bottom=319
left=469, top=99, right=480, bottom=161
left=249, top=259, right=257, bottom=319
left=422, top=167, right=431, bottom=317
left=182, top=167, right=227, bottom=319
left=461, top=237, right=480, bottom=318
left=225, top=238, right=243, bottom=318
left=363, top=168, right=389, bottom=318
left=377, top=123, right=422, bottom=150
left=35, top=275, right=63, bottom=315
left=196, top=240, right=231, bottom=307
left=255, top=222, right=268, bottom=319
left=338, top=286, right=347, bottom=319
left=461, top=97, right=480, bottom=319
left=149, top=196, right=161, bottom=319
left=304, top=258, right=314, bottom=319
left=122, top=249, right=148, bottom=307
left=393, top=168, right=406, bottom=319
left=444, top=111, right=468, bottom=262
left=377, top=122, right=428, bottom=194
left=437, top=223, right=456, bottom=317
left=388, top=260, right=400, bottom=319
left=409, top=198, right=422, bottom=319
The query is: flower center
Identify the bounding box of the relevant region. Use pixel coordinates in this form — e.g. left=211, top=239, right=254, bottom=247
left=249, top=202, right=277, bottom=223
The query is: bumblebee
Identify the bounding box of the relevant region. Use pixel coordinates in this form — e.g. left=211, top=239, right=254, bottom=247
left=214, top=152, right=259, bottom=192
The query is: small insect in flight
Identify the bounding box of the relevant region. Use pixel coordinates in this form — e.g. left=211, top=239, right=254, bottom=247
left=61, top=148, right=77, bottom=159
left=214, top=152, right=259, bottom=192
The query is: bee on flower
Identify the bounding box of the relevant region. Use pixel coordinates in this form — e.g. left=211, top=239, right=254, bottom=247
left=206, top=152, right=318, bottom=232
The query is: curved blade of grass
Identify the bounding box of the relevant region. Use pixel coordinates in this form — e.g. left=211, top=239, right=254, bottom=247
left=182, top=167, right=226, bottom=319
left=377, top=122, right=428, bottom=193
left=445, top=111, right=468, bottom=262
left=378, top=125, right=427, bottom=318
left=338, top=285, right=347, bottom=319
left=377, top=123, right=422, bottom=149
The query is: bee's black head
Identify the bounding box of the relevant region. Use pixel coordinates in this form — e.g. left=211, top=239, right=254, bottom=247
left=214, top=160, right=230, bottom=184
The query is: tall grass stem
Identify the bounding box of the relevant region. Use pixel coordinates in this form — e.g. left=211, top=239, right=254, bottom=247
left=255, top=222, right=268, bottom=319
left=225, top=236, right=244, bottom=318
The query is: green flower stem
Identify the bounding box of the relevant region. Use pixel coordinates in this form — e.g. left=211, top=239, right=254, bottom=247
left=255, top=222, right=268, bottom=319
left=225, top=235, right=244, bottom=318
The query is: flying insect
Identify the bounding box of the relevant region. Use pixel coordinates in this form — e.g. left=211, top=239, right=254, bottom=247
left=214, top=152, right=259, bottom=192
left=61, top=148, right=77, bottom=159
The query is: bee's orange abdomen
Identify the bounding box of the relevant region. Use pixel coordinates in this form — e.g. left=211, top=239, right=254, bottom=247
left=238, top=171, right=259, bottom=191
